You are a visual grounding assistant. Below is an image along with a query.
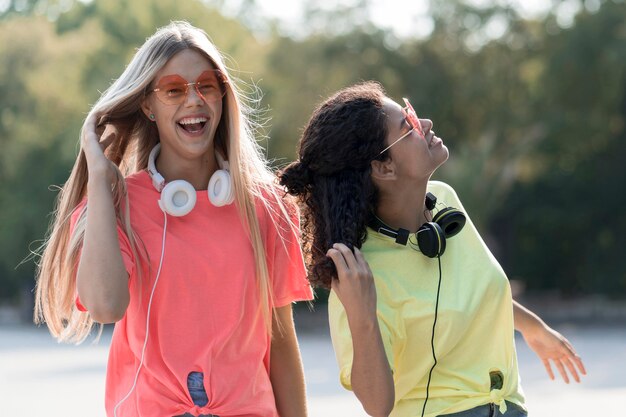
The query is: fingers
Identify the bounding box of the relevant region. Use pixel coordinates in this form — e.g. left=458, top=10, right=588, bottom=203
left=82, top=113, right=118, bottom=156
left=562, top=338, right=587, bottom=376
left=559, top=336, right=586, bottom=382
left=353, top=247, right=372, bottom=271
left=85, top=111, right=99, bottom=130
left=326, top=243, right=372, bottom=282
left=326, top=245, right=349, bottom=273
left=563, top=357, right=581, bottom=383
left=542, top=358, right=555, bottom=381
left=547, top=355, right=581, bottom=384
left=328, top=244, right=377, bottom=317
left=573, top=354, right=587, bottom=376
left=545, top=343, right=585, bottom=383
left=100, top=125, right=117, bottom=150
left=82, top=113, right=99, bottom=143
left=554, top=358, right=570, bottom=384
left=330, top=243, right=359, bottom=270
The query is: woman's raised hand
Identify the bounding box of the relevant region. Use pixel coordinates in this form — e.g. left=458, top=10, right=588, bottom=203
left=82, top=112, right=117, bottom=184
left=327, top=243, right=378, bottom=320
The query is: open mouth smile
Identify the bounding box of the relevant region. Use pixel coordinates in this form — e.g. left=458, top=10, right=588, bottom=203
left=177, top=116, right=208, bottom=134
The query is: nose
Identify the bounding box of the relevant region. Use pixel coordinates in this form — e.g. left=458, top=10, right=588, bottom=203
left=184, top=83, right=205, bottom=107
left=420, top=118, right=433, bottom=134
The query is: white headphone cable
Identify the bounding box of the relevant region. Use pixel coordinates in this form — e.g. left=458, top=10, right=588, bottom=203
left=114, top=210, right=168, bottom=417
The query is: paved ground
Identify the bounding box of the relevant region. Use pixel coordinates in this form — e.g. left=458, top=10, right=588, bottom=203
left=1, top=308, right=624, bottom=416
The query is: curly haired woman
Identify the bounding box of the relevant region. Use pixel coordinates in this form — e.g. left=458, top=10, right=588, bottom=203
left=280, top=81, right=585, bottom=417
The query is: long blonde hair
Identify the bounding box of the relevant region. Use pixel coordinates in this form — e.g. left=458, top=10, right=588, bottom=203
left=34, top=21, right=290, bottom=343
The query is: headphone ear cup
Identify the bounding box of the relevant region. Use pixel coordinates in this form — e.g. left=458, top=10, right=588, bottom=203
left=159, top=180, right=197, bottom=217
left=433, top=207, right=466, bottom=238
left=417, top=222, right=446, bottom=258
left=208, top=169, right=234, bottom=207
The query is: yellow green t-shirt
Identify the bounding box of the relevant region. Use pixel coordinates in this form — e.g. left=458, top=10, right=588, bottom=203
left=328, top=181, right=525, bottom=417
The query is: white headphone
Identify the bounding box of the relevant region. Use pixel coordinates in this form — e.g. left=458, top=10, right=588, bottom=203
left=147, top=143, right=234, bottom=216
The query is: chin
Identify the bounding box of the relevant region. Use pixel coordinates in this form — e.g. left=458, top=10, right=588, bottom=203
left=437, top=145, right=450, bottom=165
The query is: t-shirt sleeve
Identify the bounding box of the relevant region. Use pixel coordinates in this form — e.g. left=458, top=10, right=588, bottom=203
left=328, top=290, right=395, bottom=391
left=266, top=197, right=313, bottom=307
left=69, top=199, right=135, bottom=312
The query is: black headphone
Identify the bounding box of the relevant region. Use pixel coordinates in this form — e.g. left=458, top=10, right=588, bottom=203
left=367, top=192, right=466, bottom=258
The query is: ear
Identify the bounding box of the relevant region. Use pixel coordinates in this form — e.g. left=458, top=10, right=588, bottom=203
left=371, top=158, right=397, bottom=182
left=140, top=97, right=153, bottom=120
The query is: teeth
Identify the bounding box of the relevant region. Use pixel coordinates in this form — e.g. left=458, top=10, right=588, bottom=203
left=179, top=117, right=207, bottom=125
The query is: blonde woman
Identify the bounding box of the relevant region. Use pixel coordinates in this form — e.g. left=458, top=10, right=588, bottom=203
left=34, top=21, right=312, bottom=417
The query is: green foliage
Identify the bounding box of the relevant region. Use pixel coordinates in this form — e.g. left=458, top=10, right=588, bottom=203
left=494, top=1, right=626, bottom=295
left=0, top=0, right=624, bottom=303
left=0, top=16, right=93, bottom=300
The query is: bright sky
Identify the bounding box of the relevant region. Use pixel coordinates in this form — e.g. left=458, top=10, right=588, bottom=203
left=244, top=0, right=591, bottom=38
left=0, top=0, right=596, bottom=37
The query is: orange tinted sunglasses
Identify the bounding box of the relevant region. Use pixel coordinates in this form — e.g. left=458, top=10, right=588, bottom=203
left=150, top=70, right=227, bottom=105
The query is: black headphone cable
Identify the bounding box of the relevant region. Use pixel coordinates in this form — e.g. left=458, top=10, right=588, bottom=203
left=421, top=255, right=443, bottom=417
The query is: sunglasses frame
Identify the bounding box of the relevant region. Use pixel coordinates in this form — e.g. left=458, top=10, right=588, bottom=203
left=379, top=98, right=425, bottom=155
left=150, top=69, right=228, bottom=105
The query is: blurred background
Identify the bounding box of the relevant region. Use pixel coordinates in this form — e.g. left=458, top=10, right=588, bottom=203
left=0, top=0, right=625, bottom=415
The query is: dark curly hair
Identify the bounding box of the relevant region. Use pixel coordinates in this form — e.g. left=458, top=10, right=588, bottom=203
left=279, top=81, right=390, bottom=289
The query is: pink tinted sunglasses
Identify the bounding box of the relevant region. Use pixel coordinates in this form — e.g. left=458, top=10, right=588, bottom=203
left=379, top=98, right=425, bottom=155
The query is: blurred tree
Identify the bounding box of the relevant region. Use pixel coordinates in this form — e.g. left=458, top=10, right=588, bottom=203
left=261, top=28, right=408, bottom=164
left=417, top=1, right=551, bottom=231
left=0, top=16, right=96, bottom=301
left=495, top=0, right=626, bottom=295
left=0, top=0, right=624, bottom=304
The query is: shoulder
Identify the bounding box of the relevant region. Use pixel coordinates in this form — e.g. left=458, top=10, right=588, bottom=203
left=124, top=170, right=152, bottom=190
left=122, top=171, right=157, bottom=205
left=253, top=183, right=301, bottom=246
left=256, top=182, right=300, bottom=222
left=427, top=180, right=462, bottom=207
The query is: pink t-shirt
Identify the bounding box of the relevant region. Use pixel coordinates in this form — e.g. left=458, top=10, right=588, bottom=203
left=71, top=170, right=312, bottom=417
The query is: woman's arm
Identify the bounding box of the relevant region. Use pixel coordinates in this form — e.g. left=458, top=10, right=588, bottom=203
left=75, top=115, right=129, bottom=323
left=327, top=244, right=394, bottom=417
left=513, top=300, right=586, bottom=383
left=270, top=304, right=308, bottom=417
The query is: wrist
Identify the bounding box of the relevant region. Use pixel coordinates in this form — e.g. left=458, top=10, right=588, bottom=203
left=87, top=164, right=117, bottom=188
left=347, top=311, right=380, bottom=335
left=518, top=314, right=546, bottom=337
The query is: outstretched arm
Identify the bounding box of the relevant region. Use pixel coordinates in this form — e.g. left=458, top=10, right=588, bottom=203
left=513, top=300, right=586, bottom=383
left=328, top=244, right=394, bottom=417
left=270, top=304, right=308, bottom=417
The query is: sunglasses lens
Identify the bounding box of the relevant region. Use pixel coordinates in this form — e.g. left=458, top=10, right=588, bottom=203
left=196, top=72, right=224, bottom=102
left=156, top=83, right=187, bottom=104
left=403, top=98, right=424, bottom=136
left=154, top=74, right=188, bottom=105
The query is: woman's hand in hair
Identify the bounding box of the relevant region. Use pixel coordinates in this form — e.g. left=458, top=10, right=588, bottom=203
left=82, top=112, right=118, bottom=185
left=328, top=244, right=395, bottom=416
left=327, top=244, right=377, bottom=322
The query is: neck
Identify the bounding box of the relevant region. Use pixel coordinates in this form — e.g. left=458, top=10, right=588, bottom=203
left=374, top=180, right=431, bottom=233
left=156, top=150, right=218, bottom=190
